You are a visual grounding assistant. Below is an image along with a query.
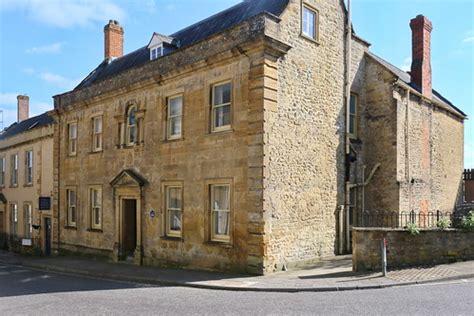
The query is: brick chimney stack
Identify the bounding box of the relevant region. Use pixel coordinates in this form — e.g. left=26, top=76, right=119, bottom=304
left=104, top=20, right=123, bottom=60
left=410, top=15, right=433, bottom=100
left=17, top=95, right=29, bottom=122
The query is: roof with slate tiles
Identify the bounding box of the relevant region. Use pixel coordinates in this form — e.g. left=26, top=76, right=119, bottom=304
left=0, top=112, right=54, bottom=141
left=367, top=52, right=466, bottom=118
left=71, top=0, right=463, bottom=118
left=75, top=0, right=290, bottom=90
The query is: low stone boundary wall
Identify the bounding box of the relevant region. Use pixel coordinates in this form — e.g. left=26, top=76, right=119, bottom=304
left=352, top=228, right=474, bottom=272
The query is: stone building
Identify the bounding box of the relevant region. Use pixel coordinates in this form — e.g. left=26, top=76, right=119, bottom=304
left=0, top=96, right=55, bottom=254
left=51, top=0, right=465, bottom=274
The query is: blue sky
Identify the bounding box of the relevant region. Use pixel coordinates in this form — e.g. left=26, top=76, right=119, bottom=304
left=0, top=0, right=472, bottom=167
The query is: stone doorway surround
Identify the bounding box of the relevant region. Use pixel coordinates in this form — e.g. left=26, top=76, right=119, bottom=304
left=110, top=169, right=147, bottom=265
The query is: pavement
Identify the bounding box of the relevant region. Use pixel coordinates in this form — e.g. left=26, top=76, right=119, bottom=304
left=0, top=250, right=473, bottom=292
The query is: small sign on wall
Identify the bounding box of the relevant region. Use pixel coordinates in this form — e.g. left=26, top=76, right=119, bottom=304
left=22, top=239, right=32, bottom=246
left=149, top=209, right=156, bottom=218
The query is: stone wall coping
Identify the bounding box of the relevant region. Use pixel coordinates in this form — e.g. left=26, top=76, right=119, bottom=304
left=352, top=227, right=468, bottom=233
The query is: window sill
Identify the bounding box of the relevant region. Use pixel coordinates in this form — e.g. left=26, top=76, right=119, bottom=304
left=89, top=150, right=103, bottom=155
left=206, top=240, right=232, bottom=248
left=163, top=137, right=184, bottom=143
left=118, top=142, right=144, bottom=149
left=87, top=228, right=103, bottom=233
left=208, top=128, right=234, bottom=136
left=23, top=184, right=33, bottom=188
left=64, top=225, right=77, bottom=230
left=67, top=154, right=77, bottom=158
left=160, top=236, right=183, bottom=242
left=9, top=185, right=18, bottom=188
left=300, top=34, right=320, bottom=45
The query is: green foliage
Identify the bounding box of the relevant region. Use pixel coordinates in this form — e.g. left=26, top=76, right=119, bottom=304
left=461, top=211, right=474, bottom=231
left=436, top=217, right=451, bottom=230
left=406, top=222, right=420, bottom=236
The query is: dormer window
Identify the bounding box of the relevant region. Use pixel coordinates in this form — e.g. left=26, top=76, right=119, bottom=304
left=147, top=32, right=177, bottom=61
left=150, top=45, right=163, bottom=60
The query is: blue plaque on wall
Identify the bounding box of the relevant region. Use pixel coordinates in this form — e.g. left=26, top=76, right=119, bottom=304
left=39, top=197, right=51, bottom=210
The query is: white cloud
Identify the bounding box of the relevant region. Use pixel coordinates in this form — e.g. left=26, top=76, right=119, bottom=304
left=23, top=68, right=81, bottom=90
left=26, top=42, right=66, bottom=54
left=463, top=36, right=474, bottom=43
left=462, top=30, right=474, bottom=44
left=38, top=72, right=81, bottom=90
left=400, top=57, right=411, bottom=72
left=0, top=0, right=126, bottom=28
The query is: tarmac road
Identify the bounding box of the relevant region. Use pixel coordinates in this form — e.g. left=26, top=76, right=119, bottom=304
left=0, top=263, right=473, bottom=315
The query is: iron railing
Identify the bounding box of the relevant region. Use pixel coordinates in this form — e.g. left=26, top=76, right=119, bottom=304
left=352, top=210, right=467, bottom=228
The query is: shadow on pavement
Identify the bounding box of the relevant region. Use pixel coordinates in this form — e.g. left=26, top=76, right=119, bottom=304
left=0, top=263, right=150, bottom=298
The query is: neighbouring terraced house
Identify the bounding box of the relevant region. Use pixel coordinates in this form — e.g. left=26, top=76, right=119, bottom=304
left=50, top=0, right=466, bottom=274
left=0, top=96, right=55, bottom=255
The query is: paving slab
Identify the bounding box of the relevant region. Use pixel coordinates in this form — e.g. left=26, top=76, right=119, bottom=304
left=0, top=250, right=472, bottom=292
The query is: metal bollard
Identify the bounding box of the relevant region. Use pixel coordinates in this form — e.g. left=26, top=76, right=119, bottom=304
left=381, top=238, right=387, bottom=276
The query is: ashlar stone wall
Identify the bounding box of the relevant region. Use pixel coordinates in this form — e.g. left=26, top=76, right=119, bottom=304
left=53, top=13, right=292, bottom=274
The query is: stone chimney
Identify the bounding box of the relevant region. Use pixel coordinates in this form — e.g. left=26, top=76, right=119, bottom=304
left=17, top=95, right=29, bottom=122
left=410, top=15, right=433, bottom=99
left=104, top=20, right=124, bottom=60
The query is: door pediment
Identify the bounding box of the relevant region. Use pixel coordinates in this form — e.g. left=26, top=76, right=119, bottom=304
left=110, top=169, right=147, bottom=188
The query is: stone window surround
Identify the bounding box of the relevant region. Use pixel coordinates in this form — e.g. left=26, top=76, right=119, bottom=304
left=67, top=120, right=78, bottom=157
left=349, top=92, right=359, bottom=139
left=126, top=105, right=138, bottom=146
left=300, top=1, right=320, bottom=44
left=65, top=186, right=78, bottom=228
left=116, top=101, right=145, bottom=148
left=91, top=113, right=104, bottom=153
left=161, top=181, right=184, bottom=239
left=88, top=185, right=103, bottom=231
left=10, top=152, right=18, bottom=188
left=165, top=94, right=184, bottom=141
left=206, top=178, right=233, bottom=244
left=24, top=149, right=34, bottom=186
left=210, top=80, right=233, bottom=134
left=0, top=156, right=6, bottom=187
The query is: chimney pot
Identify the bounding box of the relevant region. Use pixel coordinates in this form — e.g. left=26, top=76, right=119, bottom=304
left=410, top=15, right=433, bottom=99
left=104, top=20, right=124, bottom=60
left=17, top=95, right=29, bottom=122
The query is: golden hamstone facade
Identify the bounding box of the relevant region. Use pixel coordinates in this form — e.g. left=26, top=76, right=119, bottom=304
left=51, top=0, right=465, bottom=274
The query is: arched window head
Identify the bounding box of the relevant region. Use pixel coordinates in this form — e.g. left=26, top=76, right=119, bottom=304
left=126, top=105, right=137, bottom=145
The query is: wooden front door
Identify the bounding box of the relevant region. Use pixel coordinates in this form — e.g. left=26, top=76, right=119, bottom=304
left=121, top=199, right=137, bottom=260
